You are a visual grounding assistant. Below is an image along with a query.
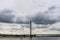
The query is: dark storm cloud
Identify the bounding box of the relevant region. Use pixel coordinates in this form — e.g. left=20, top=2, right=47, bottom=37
left=0, top=6, right=57, bottom=24
left=0, top=9, right=15, bottom=23
left=30, top=12, right=56, bottom=24
left=14, top=6, right=58, bottom=25
left=29, top=6, right=58, bottom=24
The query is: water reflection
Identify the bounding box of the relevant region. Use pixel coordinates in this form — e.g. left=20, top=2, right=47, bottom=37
left=30, top=38, right=32, bottom=40
left=0, top=37, right=60, bottom=40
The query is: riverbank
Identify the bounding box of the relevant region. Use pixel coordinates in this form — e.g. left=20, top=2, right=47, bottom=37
left=0, top=34, right=36, bottom=38
left=0, top=34, right=60, bottom=38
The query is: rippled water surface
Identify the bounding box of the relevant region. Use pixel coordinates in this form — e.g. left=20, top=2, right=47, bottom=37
left=0, top=37, right=60, bottom=40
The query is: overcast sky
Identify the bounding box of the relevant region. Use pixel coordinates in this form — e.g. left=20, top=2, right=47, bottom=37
left=0, top=0, right=60, bottom=34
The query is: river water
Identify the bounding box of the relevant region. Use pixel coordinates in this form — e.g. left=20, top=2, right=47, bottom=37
left=0, top=37, right=60, bottom=40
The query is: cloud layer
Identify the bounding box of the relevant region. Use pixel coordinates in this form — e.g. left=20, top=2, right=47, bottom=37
left=0, top=9, right=14, bottom=23
left=0, top=0, right=60, bottom=33
left=29, top=6, right=60, bottom=24
left=0, top=0, right=59, bottom=24
left=0, top=6, right=60, bottom=25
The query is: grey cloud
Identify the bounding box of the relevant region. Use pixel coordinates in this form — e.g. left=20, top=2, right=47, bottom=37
left=30, top=12, right=56, bottom=24
left=47, top=22, right=60, bottom=31
left=16, top=17, right=29, bottom=24
left=8, top=6, right=59, bottom=25
left=0, top=28, right=3, bottom=30
left=48, top=6, right=56, bottom=10
left=36, top=25, right=49, bottom=29
left=0, top=6, right=56, bottom=24
left=29, top=6, right=60, bottom=24
left=0, top=6, right=58, bottom=25
left=10, top=28, right=20, bottom=30
left=0, top=9, right=13, bottom=14
left=47, top=26, right=60, bottom=31
left=0, top=9, right=15, bottom=23
left=49, top=28, right=60, bottom=31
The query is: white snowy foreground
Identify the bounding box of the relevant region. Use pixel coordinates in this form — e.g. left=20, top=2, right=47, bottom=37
left=0, top=23, right=60, bottom=35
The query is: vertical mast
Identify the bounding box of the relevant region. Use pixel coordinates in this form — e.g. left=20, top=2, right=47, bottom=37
left=30, top=20, right=32, bottom=38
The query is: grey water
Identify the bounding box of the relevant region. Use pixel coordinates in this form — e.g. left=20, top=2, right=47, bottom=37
left=0, top=37, right=60, bottom=40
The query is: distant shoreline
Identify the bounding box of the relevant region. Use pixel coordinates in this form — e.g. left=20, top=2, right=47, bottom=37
left=0, top=34, right=60, bottom=38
